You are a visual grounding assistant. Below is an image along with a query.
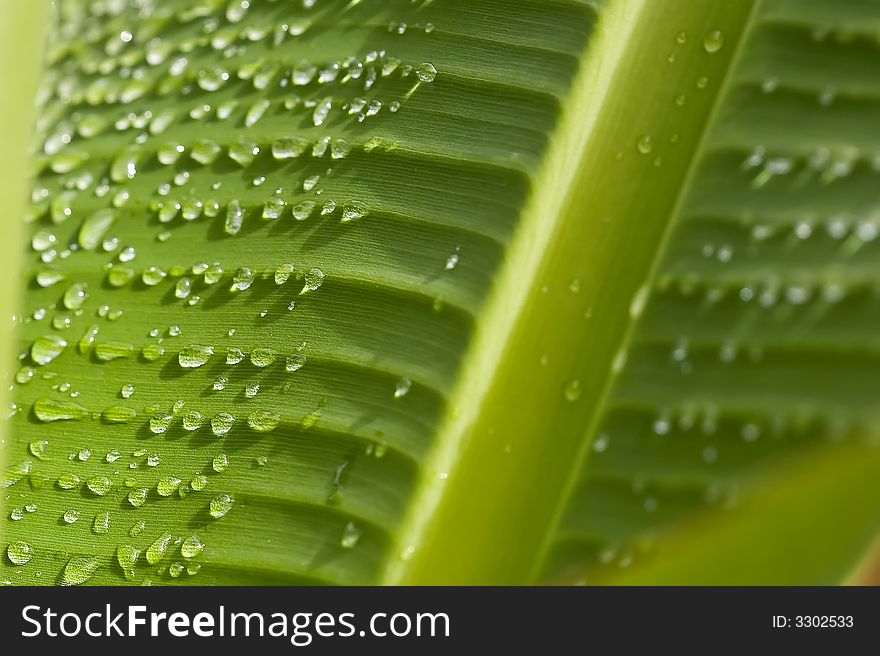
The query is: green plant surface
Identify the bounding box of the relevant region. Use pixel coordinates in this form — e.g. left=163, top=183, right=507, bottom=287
left=3, top=0, right=880, bottom=587
left=1, top=0, right=602, bottom=586
left=0, top=1, right=49, bottom=456
left=594, top=442, right=880, bottom=586
left=534, top=0, right=880, bottom=584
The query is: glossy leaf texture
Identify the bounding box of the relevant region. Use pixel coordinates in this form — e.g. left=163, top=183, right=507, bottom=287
left=1, top=0, right=599, bottom=585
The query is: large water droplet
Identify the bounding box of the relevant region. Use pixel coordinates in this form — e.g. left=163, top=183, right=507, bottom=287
left=211, top=413, right=235, bottom=437
left=248, top=410, right=280, bottom=432
left=209, top=493, right=233, bottom=518
left=7, top=541, right=33, bottom=565
left=703, top=30, right=724, bottom=53
left=78, top=209, right=116, bottom=249
left=62, top=555, right=100, bottom=585
left=31, top=334, right=68, bottom=365
left=416, top=62, right=437, bottom=82
left=86, top=475, right=112, bottom=496
left=301, top=268, right=325, bottom=293
left=181, top=535, right=204, bottom=558
left=146, top=532, right=173, bottom=564
left=179, top=344, right=214, bottom=368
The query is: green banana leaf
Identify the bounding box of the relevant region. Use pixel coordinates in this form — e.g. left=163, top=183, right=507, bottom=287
left=2, top=0, right=879, bottom=586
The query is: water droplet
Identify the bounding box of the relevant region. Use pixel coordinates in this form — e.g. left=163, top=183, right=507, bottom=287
left=212, top=453, right=229, bottom=473
left=564, top=380, right=582, bottom=402
left=416, top=62, right=437, bottom=82
left=36, top=270, right=65, bottom=287
left=146, top=532, right=173, bottom=564
left=262, top=194, right=285, bottom=220
left=63, top=508, right=80, bottom=524
left=292, top=200, right=315, bottom=221
left=28, top=439, right=48, bottom=460
left=330, top=139, right=350, bottom=160
left=141, top=266, right=166, bottom=286
left=312, top=97, right=332, bottom=126
left=16, top=367, right=35, bottom=385
left=394, top=378, right=412, bottom=398
left=175, top=277, right=193, bottom=299
left=245, top=98, right=270, bottom=127
left=95, top=341, right=134, bottom=362
left=181, top=535, right=204, bottom=558
left=86, top=475, right=112, bottom=496
left=224, top=200, right=244, bottom=235
left=102, top=405, right=137, bottom=424
left=127, top=487, right=148, bottom=507
left=227, top=347, right=245, bottom=364
left=34, top=398, right=87, bottom=422
left=191, top=138, right=221, bottom=164
left=117, top=544, right=141, bottom=578
left=250, top=348, right=276, bottom=368
left=636, top=135, right=653, bottom=155
left=179, top=344, right=214, bottom=368
left=248, top=410, right=280, bottom=432
left=301, top=268, right=325, bottom=293
left=204, top=263, right=224, bottom=285
left=157, top=477, right=182, bottom=497
left=191, top=474, right=208, bottom=491
left=702, top=30, right=724, bottom=53
left=301, top=407, right=321, bottom=430
left=275, top=263, right=295, bottom=285
left=31, top=334, right=68, bottom=365
left=57, top=473, right=80, bottom=490
left=62, top=555, right=100, bottom=585
left=93, top=511, right=111, bottom=534
left=6, top=541, right=33, bottom=565
left=292, top=60, right=317, bottom=85
left=149, top=412, right=173, bottom=434
left=232, top=267, right=255, bottom=291
left=271, top=136, right=309, bottom=159
left=228, top=140, right=259, bottom=167
left=341, top=201, right=367, bottom=222
left=182, top=411, right=204, bottom=431
left=341, top=522, right=361, bottom=548
left=211, top=413, right=235, bottom=437
left=209, top=493, right=233, bottom=518
left=303, top=174, right=320, bottom=191
left=286, top=349, right=307, bottom=372
left=213, top=375, right=229, bottom=391
left=78, top=209, right=116, bottom=250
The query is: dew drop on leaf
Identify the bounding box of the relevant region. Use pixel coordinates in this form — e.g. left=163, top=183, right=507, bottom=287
left=181, top=535, right=204, bottom=559
left=341, top=522, right=361, bottom=549
left=703, top=30, right=724, bottom=53
left=179, top=344, right=214, bottom=368
left=247, top=410, right=280, bottom=432
left=146, top=532, right=173, bottom=564
left=62, top=555, right=100, bottom=585
left=7, top=541, right=33, bottom=565
left=416, top=62, right=437, bottom=82
left=209, top=493, right=233, bottom=518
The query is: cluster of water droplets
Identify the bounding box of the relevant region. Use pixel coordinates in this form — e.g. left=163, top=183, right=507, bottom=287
left=4, top=0, right=446, bottom=584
